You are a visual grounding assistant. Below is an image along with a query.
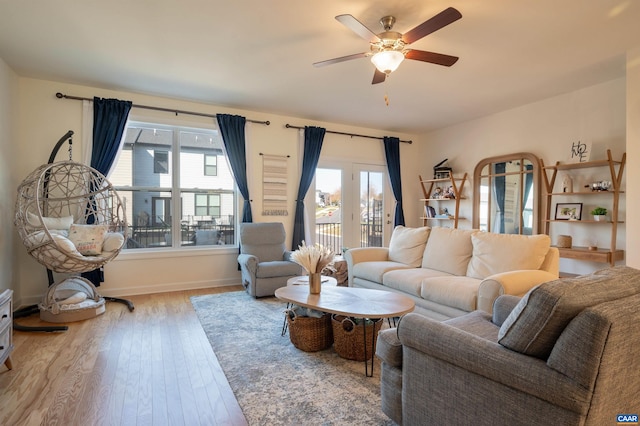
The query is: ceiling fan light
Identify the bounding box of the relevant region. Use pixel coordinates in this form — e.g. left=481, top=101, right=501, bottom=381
left=371, top=50, right=405, bottom=74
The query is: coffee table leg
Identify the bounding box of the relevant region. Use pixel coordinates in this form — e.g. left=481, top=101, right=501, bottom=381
left=281, top=302, right=291, bottom=336
left=363, top=318, right=380, bottom=377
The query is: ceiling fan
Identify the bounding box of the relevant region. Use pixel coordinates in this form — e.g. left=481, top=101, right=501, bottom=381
left=313, top=7, right=462, bottom=84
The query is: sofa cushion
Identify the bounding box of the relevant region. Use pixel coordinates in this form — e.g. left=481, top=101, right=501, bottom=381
left=421, top=227, right=476, bottom=275
left=445, top=310, right=500, bottom=342
left=421, top=276, right=482, bottom=312
left=388, top=226, right=431, bottom=267
left=352, top=261, right=413, bottom=284
left=498, top=266, right=640, bottom=359
left=466, top=233, right=550, bottom=279
left=383, top=268, right=451, bottom=298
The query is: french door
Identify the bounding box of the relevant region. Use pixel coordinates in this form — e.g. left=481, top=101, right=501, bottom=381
left=312, top=162, right=392, bottom=253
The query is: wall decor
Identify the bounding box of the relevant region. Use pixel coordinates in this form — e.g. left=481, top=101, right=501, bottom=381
left=555, top=203, right=582, bottom=220
left=568, top=140, right=591, bottom=163
left=261, top=153, right=289, bottom=216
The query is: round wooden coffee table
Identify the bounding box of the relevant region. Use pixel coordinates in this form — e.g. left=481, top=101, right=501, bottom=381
left=275, top=286, right=415, bottom=376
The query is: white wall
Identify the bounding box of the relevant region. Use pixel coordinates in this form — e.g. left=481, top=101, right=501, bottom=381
left=13, top=77, right=419, bottom=305
left=0, top=57, right=18, bottom=296
left=626, top=49, right=640, bottom=269
left=419, top=78, right=627, bottom=275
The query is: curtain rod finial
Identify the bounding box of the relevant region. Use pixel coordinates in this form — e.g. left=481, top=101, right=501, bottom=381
left=56, top=92, right=64, bottom=99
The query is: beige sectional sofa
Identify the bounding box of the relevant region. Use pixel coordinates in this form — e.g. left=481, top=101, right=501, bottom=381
left=345, top=226, right=559, bottom=320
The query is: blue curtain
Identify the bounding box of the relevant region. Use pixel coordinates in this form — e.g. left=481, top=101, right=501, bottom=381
left=82, top=97, right=132, bottom=286
left=493, top=162, right=506, bottom=233
left=91, top=97, right=132, bottom=173
left=216, top=114, right=252, bottom=223
left=292, top=126, right=325, bottom=250
left=383, top=136, right=405, bottom=226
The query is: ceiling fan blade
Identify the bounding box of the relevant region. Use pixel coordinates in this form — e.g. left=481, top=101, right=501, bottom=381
left=405, top=49, right=459, bottom=67
left=402, top=7, right=462, bottom=45
left=313, top=52, right=368, bottom=67
left=335, top=14, right=380, bottom=43
left=372, top=69, right=386, bottom=85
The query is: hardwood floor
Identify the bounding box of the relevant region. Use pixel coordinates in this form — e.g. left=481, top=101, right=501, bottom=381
left=0, top=286, right=248, bottom=426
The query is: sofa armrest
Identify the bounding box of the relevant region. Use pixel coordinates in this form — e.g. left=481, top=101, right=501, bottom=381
left=477, top=270, right=557, bottom=313
left=492, top=295, right=521, bottom=326
left=237, top=253, right=258, bottom=275
left=345, top=247, right=390, bottom=286
left=397, top=313, right=591, bottom=414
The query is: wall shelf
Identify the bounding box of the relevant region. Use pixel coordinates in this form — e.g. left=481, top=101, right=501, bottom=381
left=419, top=173, right=467, bottom=229
left=540, top=149, right=626, bottom=267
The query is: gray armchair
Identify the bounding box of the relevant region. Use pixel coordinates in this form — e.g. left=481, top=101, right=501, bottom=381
left=237, top=222, right=302, bottom=297
left=376, top=266, right=640, bottom=425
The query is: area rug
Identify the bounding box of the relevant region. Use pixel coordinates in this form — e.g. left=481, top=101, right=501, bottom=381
left=191, top=291, right=394, bottom=425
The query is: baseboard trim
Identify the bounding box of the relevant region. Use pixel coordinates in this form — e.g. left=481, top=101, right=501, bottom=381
left=15, top=279, right=242, bottom=309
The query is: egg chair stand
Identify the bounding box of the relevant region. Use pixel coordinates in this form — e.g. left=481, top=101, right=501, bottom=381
left=14, top=130, right=133, bottom=332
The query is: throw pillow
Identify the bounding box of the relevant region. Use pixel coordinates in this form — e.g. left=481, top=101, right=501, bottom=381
left=498, top=266, right=640, bottom=359
left=68, top=224, right=108, bottom=256
left=27, top=212, right=74, bottom=230
left=388, top=226, right=431, bottom=267
left=421, top=227, right=477, bottom=275
left=466, top=233, right=550, bottom=279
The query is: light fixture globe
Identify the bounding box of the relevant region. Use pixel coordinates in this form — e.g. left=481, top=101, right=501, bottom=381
left=371, top=50, right=405, bottom=74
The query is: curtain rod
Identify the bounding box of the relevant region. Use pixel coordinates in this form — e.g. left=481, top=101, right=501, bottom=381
left=285, top=123, right=412, bottom=144
left=56, top=92, right=270, bottom=126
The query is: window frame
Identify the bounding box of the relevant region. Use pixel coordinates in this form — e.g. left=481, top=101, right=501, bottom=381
left=110, top=119, right=238, bottom=251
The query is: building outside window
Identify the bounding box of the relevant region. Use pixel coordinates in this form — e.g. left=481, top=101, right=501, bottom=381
left=204, top=154, right=217, bottom=176
left=110, top=121, right=237, bottom=249
left=154, top=150, right=169, bottom=174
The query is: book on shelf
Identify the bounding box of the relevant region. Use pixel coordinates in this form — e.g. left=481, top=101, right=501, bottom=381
left=424, top=205, right=436, bottom=218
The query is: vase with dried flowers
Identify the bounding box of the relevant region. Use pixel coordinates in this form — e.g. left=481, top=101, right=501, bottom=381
left=290, top=241, right=335, bottom=294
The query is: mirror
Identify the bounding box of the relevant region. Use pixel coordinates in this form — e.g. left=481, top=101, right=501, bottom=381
left=473, top=153, right=540, bottom=235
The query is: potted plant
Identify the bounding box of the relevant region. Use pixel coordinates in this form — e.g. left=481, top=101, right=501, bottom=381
left=590, top=207, right=607, bottom=221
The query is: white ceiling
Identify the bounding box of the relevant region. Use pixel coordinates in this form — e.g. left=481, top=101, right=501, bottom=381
left=1, top=0, right=639, bottom=134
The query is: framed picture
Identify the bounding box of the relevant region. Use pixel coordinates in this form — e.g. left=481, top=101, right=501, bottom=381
left=555, top=203, right=582, bottom=220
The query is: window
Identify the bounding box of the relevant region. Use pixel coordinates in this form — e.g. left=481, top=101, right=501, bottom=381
left=204, top=154, right=217, bottom=176
left=110, top=121, right=237, bottom=249
left=195, top=193, right=220, bottom=217
left=154, top=150, right=169, bottom=174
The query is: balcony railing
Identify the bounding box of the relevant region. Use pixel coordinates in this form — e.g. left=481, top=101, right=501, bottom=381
left=126, top=223, right=235, bottom=249
left=314, top=222, right=382, bottom=253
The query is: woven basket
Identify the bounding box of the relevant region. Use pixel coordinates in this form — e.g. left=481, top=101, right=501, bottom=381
left=286, top=310, right=333, bottom=352
left=557, top=235, right=572, bottom=248
left=331, top=314, right=382, bottom=361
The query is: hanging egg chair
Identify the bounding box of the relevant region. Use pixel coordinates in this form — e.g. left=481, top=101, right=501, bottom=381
left=14, top=135, right=128, bottom=323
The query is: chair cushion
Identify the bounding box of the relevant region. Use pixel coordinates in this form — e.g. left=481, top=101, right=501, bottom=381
left=421, top=227, right=476, bottom=275
left=388, top=226, right=431, bottom=267
left=255, top=260, right=301, bottom=278
left=27, top=212, right=74, bottom=230
left=498, top=266, right=640, bottom=359
left=466, top=233, right=550, bottom=279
